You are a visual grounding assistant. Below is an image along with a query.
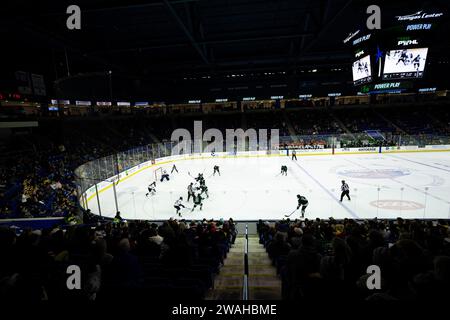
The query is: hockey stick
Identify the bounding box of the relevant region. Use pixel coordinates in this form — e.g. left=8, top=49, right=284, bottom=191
left=188, top=171, right=203, bottom=179
left=284, top=208, right=298, bottom=218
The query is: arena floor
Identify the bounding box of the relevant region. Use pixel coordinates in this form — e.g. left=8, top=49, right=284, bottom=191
left=88, top=152, right=450, bottom=221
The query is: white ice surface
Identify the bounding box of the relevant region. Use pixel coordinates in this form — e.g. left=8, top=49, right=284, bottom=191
left=89, top=152, right=450, bottom=221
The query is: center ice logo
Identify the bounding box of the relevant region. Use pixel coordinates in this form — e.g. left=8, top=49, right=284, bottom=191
left=370, top=200, right=425, bottom=210
left=170, top=121, right=279, bottom=155
left=338, top=168, right=410, bottom=179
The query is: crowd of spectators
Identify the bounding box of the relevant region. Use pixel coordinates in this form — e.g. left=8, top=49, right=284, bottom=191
left=0, top=116, right=161, bottom=219
left=0, top=217, right=237, bottom=301
left=1, top=104, right=450, bottom=220
left=0, top=145, right=79, bottom=220
left=258, top=217, right=450, bottom=301
left=287, top=110, right=344, bottom=136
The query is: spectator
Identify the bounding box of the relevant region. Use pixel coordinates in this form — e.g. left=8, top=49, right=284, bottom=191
left=284, top=234, right=321, bottom=300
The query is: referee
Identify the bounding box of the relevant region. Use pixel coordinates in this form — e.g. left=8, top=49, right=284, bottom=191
left=292, top=150, right=297, bottom=161
left=340, top=180, right=351, bottom=202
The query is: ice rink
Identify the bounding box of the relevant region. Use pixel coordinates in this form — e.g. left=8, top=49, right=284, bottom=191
left=88, top=152, right=450, bottom=221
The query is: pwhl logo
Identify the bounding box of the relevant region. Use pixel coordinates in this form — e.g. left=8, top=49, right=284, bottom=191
left=396, top=11, right=444, bottom=21
left=398, top=39, right=419, bottom=46
left=355, top=50, right=365, bottom=58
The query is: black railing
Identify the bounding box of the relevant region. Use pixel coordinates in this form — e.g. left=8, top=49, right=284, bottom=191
left=243, top=223, right=249, bottom=300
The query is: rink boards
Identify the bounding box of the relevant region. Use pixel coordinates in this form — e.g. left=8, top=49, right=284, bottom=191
left=80, top=144, right=450, bottom=221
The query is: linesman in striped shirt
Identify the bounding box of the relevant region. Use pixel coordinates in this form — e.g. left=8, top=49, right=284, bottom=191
left=340, top=180, right=351, bottom=202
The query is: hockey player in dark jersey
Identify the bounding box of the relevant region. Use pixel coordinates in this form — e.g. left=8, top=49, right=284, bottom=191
left=281, top=165, right=288, bottom=176
left=200, top=184, right=209, bottom=198
left=191, top=191, right=204, bottom=211
left=297, top=194, right=309, bottom=218
left=412, top=54, right=421, bottom=69
left=396, top=50, right=408, bottom=66
left=160, top=170, right=170, bottom=182
left=196, top=173, right=205, bottom=185
left=213, top=165, right=220, bottom=176
left=200, top=175, right=206, bottom=188
left=171, top=164, right=179, bottom=174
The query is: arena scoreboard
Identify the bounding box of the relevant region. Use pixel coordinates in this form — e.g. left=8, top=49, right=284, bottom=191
left=345, top=7, right=445, bottom=93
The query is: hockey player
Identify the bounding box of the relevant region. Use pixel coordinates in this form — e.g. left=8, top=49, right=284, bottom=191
left=281, top=165, right=288, bottom=176
left=200, top=183, right=209, bottom=198
left=191, top=191, right=204, bottom=211
left=198, top=173, right=205, bottom=181
left=296, top=194, right=309, bottom=218
left=160, top=170, right=170, bottom=182
left=193, top=180, right=201, bottom=192
left=396, top=49, right=408, bottom=66
left=171, top=164, right=179, bottom=174
left=213, top=165, right=220, bottom=176
left=412, top=54, right=421, bottom=70
left=145, top=181, right=156, bottom=197
left=291, top=150, right=297, bottom=161
left=187, top=182, right=194, bottom=202
left=174, top=197, right=185, bottom=217
left=197, top=173, right=206, bottom=187
left=340, top=180, right=351, bottom=202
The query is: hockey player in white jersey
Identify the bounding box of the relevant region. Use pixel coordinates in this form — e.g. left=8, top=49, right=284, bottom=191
left=174, top=197, right=185, bottom=217
left=145, top=181, right=156, bottom=197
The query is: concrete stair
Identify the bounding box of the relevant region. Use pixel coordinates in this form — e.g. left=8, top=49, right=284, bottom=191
left=206, top=237, right=244, bottom=300
left=247, top=236, right=282, bottom=300
left=205, top=235, right=282, bottom=300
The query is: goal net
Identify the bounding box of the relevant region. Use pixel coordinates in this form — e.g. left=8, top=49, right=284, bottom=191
left=154, top=167, right=163, bottom=182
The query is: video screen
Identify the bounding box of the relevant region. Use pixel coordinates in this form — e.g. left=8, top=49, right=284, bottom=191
left=352, top=55, right=372, bottom=85
left=383, top=48, right=428, bottom=80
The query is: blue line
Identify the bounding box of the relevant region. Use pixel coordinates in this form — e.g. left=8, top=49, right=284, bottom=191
left=291, top=161, right=360, bottom=219
left=386, top=154, right=450, bottom=174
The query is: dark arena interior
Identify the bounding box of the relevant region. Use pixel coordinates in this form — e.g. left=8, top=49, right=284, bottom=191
left=1, top=0, right=450, bottom=312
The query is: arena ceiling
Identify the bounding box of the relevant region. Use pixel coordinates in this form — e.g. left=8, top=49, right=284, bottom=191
left=0, top=0, right=449, bottom=98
